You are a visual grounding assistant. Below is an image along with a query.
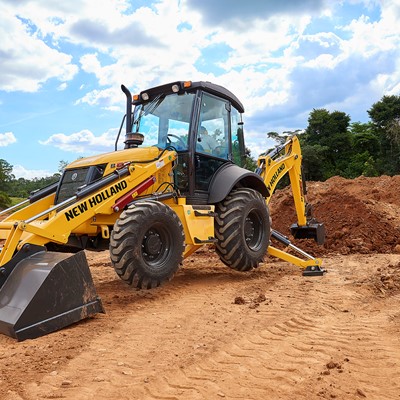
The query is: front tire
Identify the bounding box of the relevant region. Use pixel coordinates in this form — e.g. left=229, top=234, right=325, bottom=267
left=110, top=201, right=185, bottom=289
left=215, top=188, right=271, bottom=271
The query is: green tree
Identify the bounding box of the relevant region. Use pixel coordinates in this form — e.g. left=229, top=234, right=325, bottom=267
left=347, top=122, right=381, bottom=176
left=350, top=122, right=380, bottom=155
left=267, top=131, right=286, bottom=145
left=243, top=147, right=257, bottom=171
left=0, top=159, right=14, bottom=209
left=299, top=143, right=330, bottom=181
left=368, top=95, right=400, bottom=174
left=58, top=160, right=69, bottom=173
left=7, top=174, right=60, bottom=198
left=302, top=109, right=352, bottom=179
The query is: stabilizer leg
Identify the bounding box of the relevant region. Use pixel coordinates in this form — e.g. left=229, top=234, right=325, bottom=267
left=268, top=229, right=326, bottom=276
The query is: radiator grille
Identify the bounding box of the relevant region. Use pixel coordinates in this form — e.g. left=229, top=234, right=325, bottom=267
left=56, top=168, right=90, bottom=204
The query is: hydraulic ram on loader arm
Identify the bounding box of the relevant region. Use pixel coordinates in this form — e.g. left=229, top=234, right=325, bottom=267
left=256, top=135, right=326, bottom=276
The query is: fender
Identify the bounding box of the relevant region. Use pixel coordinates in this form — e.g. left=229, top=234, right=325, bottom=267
left=208, top=163, right=269, bottom=204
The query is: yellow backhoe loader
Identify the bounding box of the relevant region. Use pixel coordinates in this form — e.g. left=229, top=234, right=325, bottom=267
left=0, top=80, right=325, bottom=340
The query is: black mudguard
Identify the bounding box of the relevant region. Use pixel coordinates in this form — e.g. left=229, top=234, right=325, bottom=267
left=208, top=163, right=269, bottom=204
left=0, top=250, right=104, bottom=341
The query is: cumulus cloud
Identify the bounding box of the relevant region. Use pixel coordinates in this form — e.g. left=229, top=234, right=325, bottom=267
left=75, top=85, right=125, bottom=112
left=12, top=164, right=55, bottom=180
left=0, top=132, right=17, bottom=147
left=0, top=3, right=78, bottom=92
left=1, top=0, right=399, bottom=159
left=184, top=0, right=330, bottom=28
left=39, top=128, right=119, bottom=153
left=57, top=83, right=68, bottom=91
left=70, top=18, right=164, bottom=48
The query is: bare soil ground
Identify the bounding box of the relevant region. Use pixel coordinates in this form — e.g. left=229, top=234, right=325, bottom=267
left=1, top=175, right=400, bottom=400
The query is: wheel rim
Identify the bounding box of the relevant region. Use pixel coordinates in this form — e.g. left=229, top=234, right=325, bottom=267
left=142, top=224, right=171, bottom=267
left=244, top=209, right=264, bottom=251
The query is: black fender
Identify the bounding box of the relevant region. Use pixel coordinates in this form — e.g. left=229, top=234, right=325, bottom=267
left=208, top=163, right=269, bottom=204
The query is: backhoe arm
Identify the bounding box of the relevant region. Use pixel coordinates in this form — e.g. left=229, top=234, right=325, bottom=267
left=257, top=135, right=307, bottom=226
left=256, top=135, right=325, bottom=245
left=256, top=135, right=326, bottom=276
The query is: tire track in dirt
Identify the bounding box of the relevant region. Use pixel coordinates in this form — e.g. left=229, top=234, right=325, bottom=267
left=132, top=255, right=400, bottom=400
left=141, top=281, right=332, bottom=398
left=20, top=255, right=289, bottom=399
left=6, top=254, right=400, bottom=400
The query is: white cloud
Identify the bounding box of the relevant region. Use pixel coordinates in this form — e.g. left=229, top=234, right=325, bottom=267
left=72, top=0, right=313, bottom=114
left=0, top=132, right=17, bottom=147
left=1, top=0, right=399, bottom=162
left=184, top=0, right=330, bottom=29
left=75, top=86, right=124, bottom=112
left=0, top=3, right=78, bottom=92
left=12, top=164, right=55, bottom=180
left=40, top=128, right=118, bottom=153
left=57, top=82, right=68, bottom=91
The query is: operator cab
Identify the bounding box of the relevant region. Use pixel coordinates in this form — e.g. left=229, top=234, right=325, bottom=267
left=118, top=81, right=246, bottom=204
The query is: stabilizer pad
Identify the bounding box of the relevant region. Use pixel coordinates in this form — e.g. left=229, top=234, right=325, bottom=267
left=302, top=265, right=326, bottom=277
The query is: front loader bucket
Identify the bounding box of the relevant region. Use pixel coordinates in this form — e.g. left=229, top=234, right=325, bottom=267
left=0, top=250, right=104, bottom=341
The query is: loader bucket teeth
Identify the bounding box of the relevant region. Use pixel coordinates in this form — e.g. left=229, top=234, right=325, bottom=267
left=290, top=222, right=326, bottom=245
left=0, top=250, right=104, bottom=341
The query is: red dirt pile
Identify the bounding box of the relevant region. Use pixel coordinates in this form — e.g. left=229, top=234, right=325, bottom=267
left=269, top=175, right=400, bottom=256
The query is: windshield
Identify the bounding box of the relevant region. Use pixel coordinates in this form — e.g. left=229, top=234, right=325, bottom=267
left=129, top=91, right=195, bottom=151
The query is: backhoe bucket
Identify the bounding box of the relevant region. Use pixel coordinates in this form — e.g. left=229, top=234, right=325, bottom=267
left=0, top=250, right=104, bottom=341
left=290, top=222, right=326, bottom=245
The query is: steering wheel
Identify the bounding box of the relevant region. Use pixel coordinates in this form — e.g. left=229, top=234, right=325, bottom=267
left=167, top=134, right=186, bottom=149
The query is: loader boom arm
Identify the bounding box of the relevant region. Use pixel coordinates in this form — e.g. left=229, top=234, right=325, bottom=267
left=0, top=150, right=177, bottom=271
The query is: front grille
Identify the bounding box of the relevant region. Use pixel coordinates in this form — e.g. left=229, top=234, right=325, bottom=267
left=56, top=168, right=90, bottom=204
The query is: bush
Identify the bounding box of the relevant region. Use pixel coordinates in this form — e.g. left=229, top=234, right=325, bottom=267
left=0, top=191, right=11, bottom=210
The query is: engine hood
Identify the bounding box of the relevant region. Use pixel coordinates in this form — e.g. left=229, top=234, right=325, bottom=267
left=66, top=146, right=162, bottom=170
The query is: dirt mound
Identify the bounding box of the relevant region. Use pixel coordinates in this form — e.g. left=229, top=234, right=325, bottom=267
left=269, top=175, right=400, bottom=255
left=363, top=260, right=400, bottom=296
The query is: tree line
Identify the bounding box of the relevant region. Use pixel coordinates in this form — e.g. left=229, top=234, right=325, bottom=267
left=269, top=94, right=400, bottom=181
left=0, top=161, right=62, bottom=209
left=1, top=94, right=399, bottom=209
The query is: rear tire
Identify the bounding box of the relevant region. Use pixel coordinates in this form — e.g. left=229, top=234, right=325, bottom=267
left=215, top=188, right=271, bottom=271
left=110, top=201, right=185, bottom=289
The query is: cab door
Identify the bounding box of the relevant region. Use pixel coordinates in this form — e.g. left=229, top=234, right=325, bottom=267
left=194, top=93, right=231, bottom=198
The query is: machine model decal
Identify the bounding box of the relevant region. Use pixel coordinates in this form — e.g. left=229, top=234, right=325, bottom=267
left=266, top=163, right=285, bottom=192
left=65, top=180, right=128, bottom=221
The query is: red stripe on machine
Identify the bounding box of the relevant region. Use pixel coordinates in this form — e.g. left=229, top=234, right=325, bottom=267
left=112, top=176, right=156, bottom=212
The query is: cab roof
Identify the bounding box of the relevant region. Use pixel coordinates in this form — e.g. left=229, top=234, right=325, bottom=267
left=134, top=80, right=245, bottom=113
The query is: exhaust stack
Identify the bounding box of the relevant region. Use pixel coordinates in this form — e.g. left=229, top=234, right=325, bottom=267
left=121, top=84, right=144, bottom=149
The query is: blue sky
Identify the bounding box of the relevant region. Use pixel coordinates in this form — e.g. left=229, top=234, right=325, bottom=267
left=0, top=0, right=399, bottom=179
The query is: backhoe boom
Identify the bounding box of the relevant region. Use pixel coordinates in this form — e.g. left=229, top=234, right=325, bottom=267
left=256, top=135, right=325, bottom=273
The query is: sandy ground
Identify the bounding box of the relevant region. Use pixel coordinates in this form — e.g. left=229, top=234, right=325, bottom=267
left=1, top=175, right=400, bottom=400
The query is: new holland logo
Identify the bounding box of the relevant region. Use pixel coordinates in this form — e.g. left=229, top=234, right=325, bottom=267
left=266, top=163, right=285, bottom=192
left=65, top=180, right=128, bottom=222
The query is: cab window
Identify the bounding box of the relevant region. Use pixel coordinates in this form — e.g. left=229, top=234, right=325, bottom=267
left=196, top=93, right=229, bottom=159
